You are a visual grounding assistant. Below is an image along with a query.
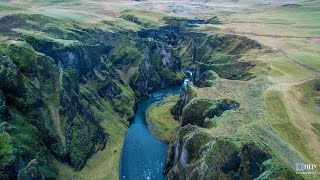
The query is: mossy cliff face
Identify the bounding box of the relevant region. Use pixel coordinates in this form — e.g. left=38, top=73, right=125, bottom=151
left=59, top=67, right=107, bottom=170
left=165, top=83, right=300, bottom=179
left=138, top=18, right=263, bottom=88
left=130, top=41, right=182, bottom=96
left=0, top=124, right=21, bottom=179
left=180, top=99, right=240, bottom=128
left=187, top=34, right=261, bottom=86
left=0, top=13, right=185, bottom=178
left=0, top=55, right=62, bottom=178
left=165, top=125, right=301, bottom=180
left=171, top=82, right=196, bottom=120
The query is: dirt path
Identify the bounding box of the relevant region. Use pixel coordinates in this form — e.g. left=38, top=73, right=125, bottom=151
left=275, top=48, right=320, bottom=75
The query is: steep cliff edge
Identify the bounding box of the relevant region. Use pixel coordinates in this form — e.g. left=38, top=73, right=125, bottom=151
left=161, top=20, right=303, bottom=178
left=0, top=13, right=184, bottom=179
left=165, top=125, right=300, bottom=179
left=164, top=84, right=301, bottom=179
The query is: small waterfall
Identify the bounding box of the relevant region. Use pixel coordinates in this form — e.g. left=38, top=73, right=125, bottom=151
left=182, top=79, right=190, bottom=89
left=185, top=70, right=193, bottom=79
left=180, top=146, right=188, bottom=168
left=181, top=67, right=193, bottom=78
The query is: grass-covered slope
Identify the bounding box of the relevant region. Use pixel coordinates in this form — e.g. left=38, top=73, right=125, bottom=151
left=0, top=0, right=319, bottom=179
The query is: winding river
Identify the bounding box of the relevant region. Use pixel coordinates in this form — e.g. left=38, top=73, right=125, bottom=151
left=120, top=87, right=180, bottom=180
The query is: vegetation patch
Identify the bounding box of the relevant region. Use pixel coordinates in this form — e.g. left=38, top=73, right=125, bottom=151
left=121, top=14, right=153, bottom=28
left=0, top=131, right=18, bottom=179
left=265, top=90, right=313, bottom=161
left=296, top=78, right=320, bottom=105
left=146, top=95, right=179, bottom=142
left=312, top=123, right=320, bottom=140
left=163, top=16, right=221, bottom=28
left=181, top=99, right=239, bottom=128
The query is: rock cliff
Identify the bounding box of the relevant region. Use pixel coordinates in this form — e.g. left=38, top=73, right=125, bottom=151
left=165, top=125, right=300, bottom=180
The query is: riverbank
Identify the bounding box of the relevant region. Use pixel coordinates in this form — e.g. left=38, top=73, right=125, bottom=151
left=146, top=95, right=180, bottom=143
left=120, top=88, right=179, bottom=179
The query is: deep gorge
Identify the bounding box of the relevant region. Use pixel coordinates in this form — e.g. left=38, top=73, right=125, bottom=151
left=0, top=13, right=299, bottom=179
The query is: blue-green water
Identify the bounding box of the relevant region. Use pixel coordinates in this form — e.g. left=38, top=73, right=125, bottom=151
left=120, top=88, right=179, bottom=180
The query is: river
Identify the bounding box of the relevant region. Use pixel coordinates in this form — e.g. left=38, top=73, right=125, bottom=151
left=120, top=87, right=180, bottom=180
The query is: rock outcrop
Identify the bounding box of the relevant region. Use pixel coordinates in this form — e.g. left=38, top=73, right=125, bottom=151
left=181, top=99, right=239, bottom=128
left=171, top=80, right=195, bottom=120
left=131, top=42, right=182, bottom=96
left=165, top=125, right=301, bottom=180
left=17, top=159, right=44, bottom=180
left=315, top=81, right=320, bottom=91
left=0, top=124, right=24, bottom=179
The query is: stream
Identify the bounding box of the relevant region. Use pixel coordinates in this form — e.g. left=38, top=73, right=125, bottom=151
left=120, top=87, right=180, bottom=180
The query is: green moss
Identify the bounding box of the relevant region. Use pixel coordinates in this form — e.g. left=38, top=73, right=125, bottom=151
left=114, top=80, right=135, bottom=98
left=0, top=91, right=7, bottom=117
left=59, top=67, right=79, bottom=94
left=159, top=68, right=185, bottom=84
left=69, top=117, right=95, bottom=170
left=178, top=33, right=261, bottom=84
left=112, top=81, right=135, bottom=120
left=110, top=41, right=142, bottom=69
left=203, top=117, right=217, bottom=128
left=121, top=14, right=152, bottom=27
left=80, top=86, right=104, bottom=112
left=168, top=122, right=300, bottom=179
left=7, top=41, right=37, bottom=74
left=181, top=99, right=213, bottom=127
left=0, top=131, right=18, bottom=168
left=111, top=94, right=134, bottom=120
left=202, top=137, right=299, bottom=179
left=56, top=83, right=133, bottom=179
left=181, top=99, right=239, bottom=127
left=184, top=130, right=212, bottom=164
left=6, top=111, right=58, bottom=178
